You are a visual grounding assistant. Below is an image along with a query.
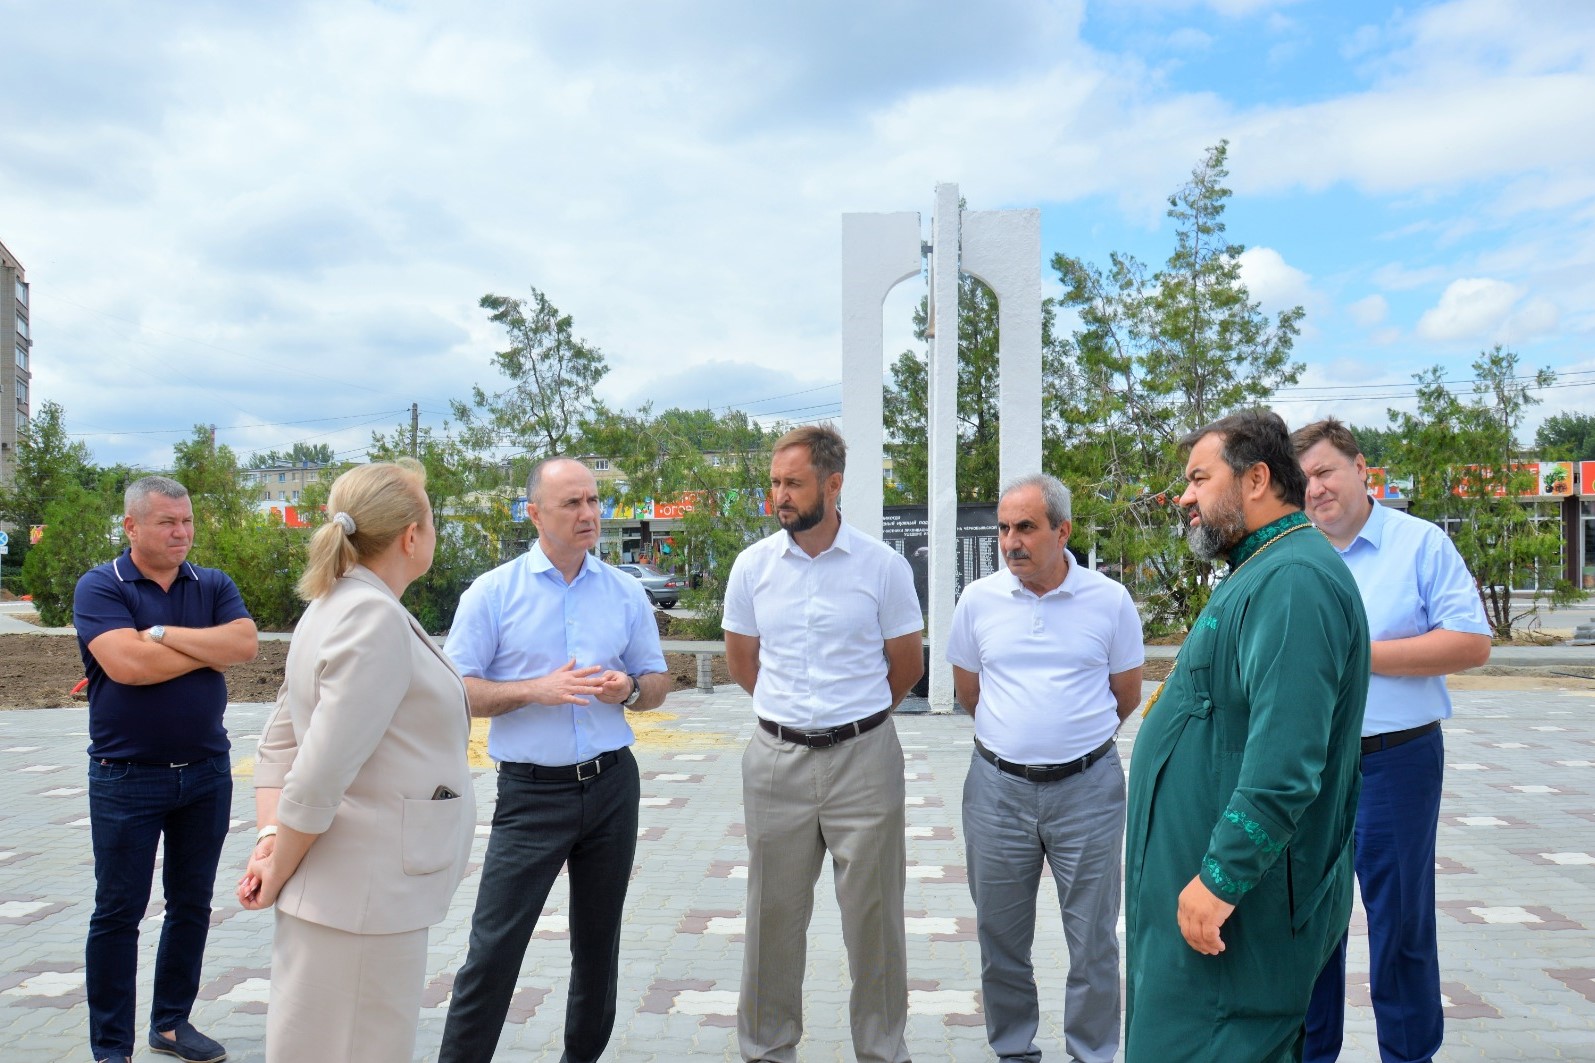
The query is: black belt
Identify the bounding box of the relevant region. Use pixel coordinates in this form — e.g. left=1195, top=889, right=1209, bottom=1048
left=96, top=757, right=197, bottom=768
left=975, top=736, right=1116, bottom=782
left=500, top=749, right=622, bottom=782
left=759, top=707, right=892, bottom=748
left=1361, top=721, right=1440, bottom=756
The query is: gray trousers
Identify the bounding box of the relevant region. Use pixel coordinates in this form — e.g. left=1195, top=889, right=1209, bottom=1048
left=739, top=718, right=910, bottom=1063
left=963, top=746, right=1125, bottom=1063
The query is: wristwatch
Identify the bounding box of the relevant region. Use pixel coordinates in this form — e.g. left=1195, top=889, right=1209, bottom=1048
left=623, top=674, right=643, bottom=708
left=148, top=625, right=167, bottom=644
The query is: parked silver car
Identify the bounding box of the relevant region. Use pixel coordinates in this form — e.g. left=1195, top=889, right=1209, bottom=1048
left=617, top=563, right=686, bottom=608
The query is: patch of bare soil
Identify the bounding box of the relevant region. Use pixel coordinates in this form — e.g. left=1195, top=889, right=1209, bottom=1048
left=1142, top=658, right=1174, bottom=682
left=1451, top=664, right=1595, bottom=692
left=0, top=634, right=731, bottom=709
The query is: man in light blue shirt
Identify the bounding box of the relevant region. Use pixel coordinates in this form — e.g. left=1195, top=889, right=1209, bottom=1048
left=1294, top=420, right=1491, bottom=1063
left=438, top=457, right=669, bottom=1063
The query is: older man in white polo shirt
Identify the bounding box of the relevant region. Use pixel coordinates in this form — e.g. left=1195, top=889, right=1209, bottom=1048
left=947, top=473, right=1144, bottom=1063
left=723, top=423, right=925, bottom=1063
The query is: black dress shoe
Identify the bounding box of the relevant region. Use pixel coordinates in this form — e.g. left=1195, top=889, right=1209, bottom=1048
left=147, top=1020, right=227, bottom=1062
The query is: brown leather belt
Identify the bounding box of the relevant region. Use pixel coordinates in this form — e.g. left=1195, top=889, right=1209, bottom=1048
left=976, top=736, right=1116, bottom=782
left=758, top=707, right=892, bottom=748
left=1361, top=720, right=1440, bottom=756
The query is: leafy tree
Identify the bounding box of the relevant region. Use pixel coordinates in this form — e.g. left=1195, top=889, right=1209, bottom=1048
left=1390, top=345, right=1582, bottom=638
left=1534, top=411, right=1595, bottom=462
left=173, top=426, right=308, bottom=629
left=1, top=401, right=105, bottom=595
left=1050, top=140, right=1304, bottom=631
left=172, top=426, right=254, bottom=533
left=247, top=442, right=336, bottom=468
left=21, top=480, right=122, bottom=626
left=583, top=406, right=777, bottom=638
left=881, top=260, right=1071, bottom=505
left=0, top=399, right=96, bottom=535
left=368, top=422, right=508, bottom=634
left=883, top=276, right=1002, bottom=503
left=452, top=287, right=610, bottom=464
left=1345, top=423, right=1404, bottom=468
left=208, top=511, right=311, bottom=631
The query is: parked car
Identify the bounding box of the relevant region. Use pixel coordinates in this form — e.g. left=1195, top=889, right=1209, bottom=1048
left=617, top=563, right=686, bottom=608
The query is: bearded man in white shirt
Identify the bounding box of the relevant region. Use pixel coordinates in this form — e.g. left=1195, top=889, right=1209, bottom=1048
left=947, top=474, right=1144, bottom=1063
left=722, top=423, right=925, bottom=1063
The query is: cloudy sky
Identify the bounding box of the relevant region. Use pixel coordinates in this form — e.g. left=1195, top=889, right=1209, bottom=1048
left=5, top=0, right=1594, bottom=471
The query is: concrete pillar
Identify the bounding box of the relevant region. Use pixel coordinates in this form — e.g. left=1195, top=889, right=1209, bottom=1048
left=840, top=212, right=923, bottom=540
left=962, top=209, right=1043, bottom=490
left=926, top=184, right=962, bottom=712
left=839, top=190, right=1043, bottom=716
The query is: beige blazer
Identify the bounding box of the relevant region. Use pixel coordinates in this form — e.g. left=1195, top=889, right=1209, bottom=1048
left=255, top=565, right=474, bottom=936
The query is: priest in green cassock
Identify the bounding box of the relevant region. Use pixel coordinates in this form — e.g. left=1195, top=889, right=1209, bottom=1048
left=1125, top=410, right=1370, bottom=1063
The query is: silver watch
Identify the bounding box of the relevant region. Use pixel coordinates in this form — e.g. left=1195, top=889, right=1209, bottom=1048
left=148, top=625, right=167, bottom=643
left=623, top=674, right=642, bottom=707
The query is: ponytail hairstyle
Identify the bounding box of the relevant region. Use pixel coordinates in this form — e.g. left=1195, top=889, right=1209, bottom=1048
left=296, top=458, right=428, bottom=601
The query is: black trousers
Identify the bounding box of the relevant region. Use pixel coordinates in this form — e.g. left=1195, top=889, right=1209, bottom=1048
left=439, top=748, right=640, bottom=1063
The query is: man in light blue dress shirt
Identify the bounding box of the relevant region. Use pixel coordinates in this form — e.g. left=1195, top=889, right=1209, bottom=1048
left=437, top=457, right=670, bottom=1063
left=1294, top=420, right=1491, bottom=1063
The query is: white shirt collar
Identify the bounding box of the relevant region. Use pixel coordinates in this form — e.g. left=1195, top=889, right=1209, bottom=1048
left=779, top=516, right=855, bottom=559
left=999, top=553, right=1076, bottom=599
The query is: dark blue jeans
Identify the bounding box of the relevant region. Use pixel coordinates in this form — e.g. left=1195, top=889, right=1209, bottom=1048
left=1305, top=728, right=1446, bottom=1063
left=86, top=753, right=232, bottom=1059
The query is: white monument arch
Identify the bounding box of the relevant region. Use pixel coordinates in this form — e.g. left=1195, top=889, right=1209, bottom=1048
left=840, top=183, right=1043, bottom=711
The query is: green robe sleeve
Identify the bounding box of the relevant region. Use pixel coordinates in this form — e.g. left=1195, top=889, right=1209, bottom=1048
left=1198, top=561, right=1354, bottom=900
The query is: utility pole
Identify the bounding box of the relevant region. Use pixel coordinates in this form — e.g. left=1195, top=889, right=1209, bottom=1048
left=410, top=403, right=419, bottom=458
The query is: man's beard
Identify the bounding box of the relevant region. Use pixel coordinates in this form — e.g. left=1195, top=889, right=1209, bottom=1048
left=1185, top=484, right=1248, bottom=561
left=778, top=496, right=826, bottom=534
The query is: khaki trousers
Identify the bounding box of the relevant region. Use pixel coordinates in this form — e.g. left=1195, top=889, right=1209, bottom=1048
left=266, top=910, right=429, bottom=1063
left=739, top=718, right=910, bottom=1063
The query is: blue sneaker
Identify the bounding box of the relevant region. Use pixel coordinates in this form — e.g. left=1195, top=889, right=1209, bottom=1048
left=147, top=1021, right=226, bottom=1062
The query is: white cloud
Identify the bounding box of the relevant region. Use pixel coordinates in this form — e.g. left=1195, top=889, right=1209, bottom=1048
left=1238, top=247, right=1314, bottom=315
left=1415, top=278, right=1523, bottom=341
left=3, top=0, right=1593, bottom=471
left=1347, top=294, right=1388, bottom=328
left=1501, top=296, right=1560, bottom=343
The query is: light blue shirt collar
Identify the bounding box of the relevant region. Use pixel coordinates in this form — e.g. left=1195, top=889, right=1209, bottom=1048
left=523, top=539, right=597, bottom=581
left=1346, top=494, right=1386, bottom=552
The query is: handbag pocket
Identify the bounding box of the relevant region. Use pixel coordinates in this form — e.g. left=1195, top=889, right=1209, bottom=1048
left=400, top=796, right=466, bottom=876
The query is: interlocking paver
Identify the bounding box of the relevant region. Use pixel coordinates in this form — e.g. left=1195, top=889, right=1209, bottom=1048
left=1, top=681, right=1593, bottom=1060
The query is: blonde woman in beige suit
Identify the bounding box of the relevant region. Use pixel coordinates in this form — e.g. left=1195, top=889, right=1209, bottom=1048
left=237, top=459, right=473, bottom=1063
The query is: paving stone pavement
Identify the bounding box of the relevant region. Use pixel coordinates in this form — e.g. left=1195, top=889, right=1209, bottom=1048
left=2, top=683, right=1593, bottom=1061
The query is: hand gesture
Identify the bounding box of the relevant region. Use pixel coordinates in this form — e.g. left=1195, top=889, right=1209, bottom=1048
left=596, top=670, right=634, bottom=705
left=536, top=659, right=607, bottom=705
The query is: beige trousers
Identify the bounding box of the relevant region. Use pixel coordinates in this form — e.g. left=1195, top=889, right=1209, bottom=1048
left=266, top=909, right=429, bottom=1063
left=738, top=718, right=910, bottom=1063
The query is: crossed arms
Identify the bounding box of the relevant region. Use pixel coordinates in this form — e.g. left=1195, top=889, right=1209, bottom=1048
left=87, top=618, right=259, bottom=686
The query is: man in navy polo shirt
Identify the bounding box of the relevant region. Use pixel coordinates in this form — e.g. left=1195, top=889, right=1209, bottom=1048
left=74, top=476, right=258, bottom=1063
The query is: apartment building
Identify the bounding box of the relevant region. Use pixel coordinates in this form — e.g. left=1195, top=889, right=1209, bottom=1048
left=242, top=461, right=333, bottom=503
left=0, top=240, right=30, bottom=488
